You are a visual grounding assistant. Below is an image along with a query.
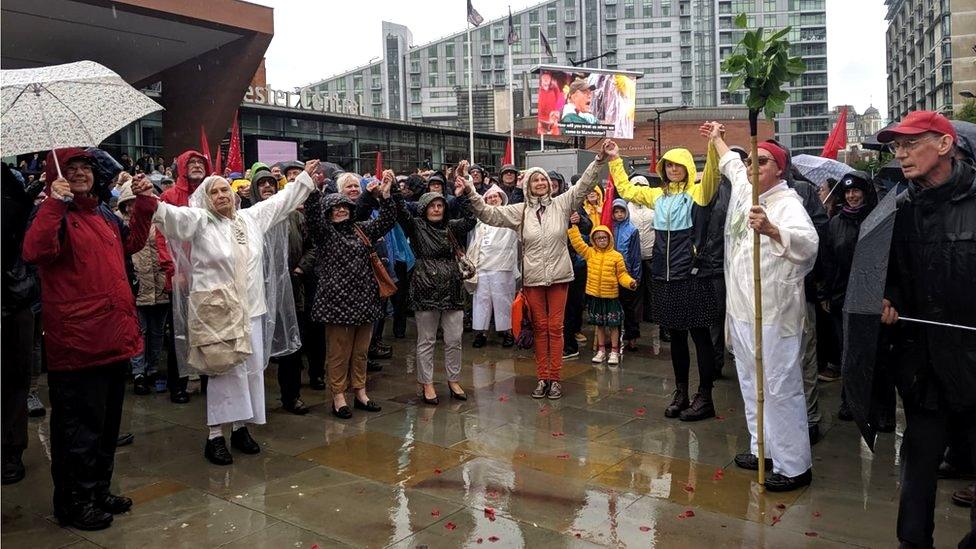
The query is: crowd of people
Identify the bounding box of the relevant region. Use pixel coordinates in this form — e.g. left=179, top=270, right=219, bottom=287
left=0, top=110, right=973, bottom=548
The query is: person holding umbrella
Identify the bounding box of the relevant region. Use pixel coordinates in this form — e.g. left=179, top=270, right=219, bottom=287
left=876, top=110, right=976, bottom=549
left=700, top=121, right=819, bottom=492
left=23, top=148, right=157, bottom=530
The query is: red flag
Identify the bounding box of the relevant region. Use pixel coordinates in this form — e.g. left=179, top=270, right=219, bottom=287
left=199, top=125, right=212, bottom=170
left=375, top=150, right=383, bottom=177
left=821, top=107, right=848, bottom=160
left=214, top=146, right=223, bottom=176
left=502, top=139, right=513, bottom=165
left=649, top=148, right=658, bottom=171
left=227, top=112, right=244, bottom=173
left=600, top=174, right=616, bottom=231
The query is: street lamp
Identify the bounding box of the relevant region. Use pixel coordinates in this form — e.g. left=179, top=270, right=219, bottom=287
left=649, top=105, right=689, bottom=160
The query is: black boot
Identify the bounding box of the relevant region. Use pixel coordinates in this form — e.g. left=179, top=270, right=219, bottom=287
left=57, top=500, right=113, bottom=531
left=204, top=436, right=233, bottom=465
left=660, top=327, right=671, bottom=343
left=664, top=383, right=689, bottom=418
left=95, top=493, right=133, bottom=514
left=2, top=453, right=25, bottom=485
left=170, top=376, right=190, bottom=404
left=472, top=332, right=487, bottom=348
left=230, top=426, right=261, bottom=455
left=368, top=343, right=392, bottom=360
left=838, top=401, right=854, bottom=421
left=679, top=390, right=715, bottom=422
left=367, top=360, right=383, bottom=372
left=501, top=331, right=515, bottom=348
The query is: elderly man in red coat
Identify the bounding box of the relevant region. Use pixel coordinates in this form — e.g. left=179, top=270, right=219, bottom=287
left=23, top=148, right=156, bottom=531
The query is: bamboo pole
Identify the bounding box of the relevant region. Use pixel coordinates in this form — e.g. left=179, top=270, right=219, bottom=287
left=749, top=112, right=766, bottom=492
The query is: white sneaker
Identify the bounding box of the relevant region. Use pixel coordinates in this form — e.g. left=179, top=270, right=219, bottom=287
left=608, top=351, right=620, bottom=366
left=592, top=349, right=607, bottom=363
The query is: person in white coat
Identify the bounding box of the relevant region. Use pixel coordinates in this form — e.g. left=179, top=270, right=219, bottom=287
left=467, top=184, right=520, bottom=349
left=700, top=122, right=819, bottom=492
left=152, top=160, right=317, bottom=466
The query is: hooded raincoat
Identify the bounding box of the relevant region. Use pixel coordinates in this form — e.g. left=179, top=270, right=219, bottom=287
left=465, top=184, right=520, bottom=292
left=611, top=198, right=642, bottom=281
left=567, top=224, right=636, bottom=299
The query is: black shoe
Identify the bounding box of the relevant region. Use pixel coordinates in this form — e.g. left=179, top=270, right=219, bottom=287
left=817, top=366, right=842, bottom=382
left=734, top=452, right=773, bottom=471
left=133, top=375, right=151, bottom=395
left=56, top=502, right=113, bottom=531
left=472, top=333, right=487, bottom=348
left=331, top=404, right=353, bottom=419
left=309, top=377, right=326, bottom=391
left=531, top=379, right=550, bottom=399
left=282, top=399, right=310, bottom=415
left=808, top=424, right=822, bottom=446
left=170, top=390, right=190, bottom=404
left=951, top=487, right=974, bottom=508
left=660, top=328, right=671, bottom=343
left=838, top=402, right=854, bottom=421
left=367, top=360, right=383, bottom=373
left=449, top=388, right=467, bottom=401
left=368, top=345, right=392, bottom=360
left=873, top=416, right=896, bottom=433
left=664, top=384, right=689, bottom=418
left=2, top=453, right=25, bottom=485
left=501, top=331, right=515, bottom=348
left=679, top=392, right=715, bottom=422
left=764, top=469, right=813, bottom=492
left=562, top=348, right=580, bottom=360
left=230, top=427, right=260, bottom=454
left=116, top=433, right=134, bottom=447
left=354, top=399, right=383, bottom=412
left=95, top=493, right=132, bottom=514
left=204, top=436, right=233, bottom=465
left=418, top=386, right=439, bottom=405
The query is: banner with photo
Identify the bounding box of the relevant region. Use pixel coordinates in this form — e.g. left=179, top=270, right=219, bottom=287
left=535, top=66, right=638, bottom=139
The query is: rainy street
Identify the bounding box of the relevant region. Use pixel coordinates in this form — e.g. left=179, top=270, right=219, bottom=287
left=1, top=336, right=971, bottom=548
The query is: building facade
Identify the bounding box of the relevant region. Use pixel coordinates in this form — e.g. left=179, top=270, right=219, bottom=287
left=305, top=0, right=829, bottom=155
left=829, top=104, right=885, bottom=151
left=885, top=0, right=976, bottom=120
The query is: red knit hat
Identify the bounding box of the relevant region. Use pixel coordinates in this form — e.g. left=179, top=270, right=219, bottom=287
left=757, top=141, right=787, bottom=170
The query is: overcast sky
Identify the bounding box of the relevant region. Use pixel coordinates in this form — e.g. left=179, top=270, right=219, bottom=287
left=253, top=0, right=889, bottom=117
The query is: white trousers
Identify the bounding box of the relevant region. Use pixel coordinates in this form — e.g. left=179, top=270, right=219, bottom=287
left=206, top=316, right=267, bottom=427
left=472, top=270, right=516, bottom=332
left=729, top=317, right=812, bottom=478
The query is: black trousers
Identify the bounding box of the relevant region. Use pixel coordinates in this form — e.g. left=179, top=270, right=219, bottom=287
left=48, top=361, right=127, bottom=511
left=277, top=310, right=309, bottom=405
left=639, top=259, right=654, bottom=323
left=392, top=261, right=411, bottom=338
left=618, top=286, right=641, bottom=342
left=563, top=262, right=587, bottom=353
left=670, top=327, right=716, bottom=392
left=708, top=275, right=727, bottom=372
left=897, top=404, right=976, bottom=548
left=2, top=307, right=34, bottom=459
left=164, top=308, right=187, bottom=394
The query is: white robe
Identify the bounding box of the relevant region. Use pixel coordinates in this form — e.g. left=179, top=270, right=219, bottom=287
left=718, top=150, right=819, bottom=478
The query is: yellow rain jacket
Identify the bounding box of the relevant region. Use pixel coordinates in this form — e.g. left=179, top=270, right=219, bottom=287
left=567, top=224, right=636, bottom=299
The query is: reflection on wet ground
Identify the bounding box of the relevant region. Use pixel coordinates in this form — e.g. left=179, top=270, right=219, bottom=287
left=2, top=328, right=972, bottom=548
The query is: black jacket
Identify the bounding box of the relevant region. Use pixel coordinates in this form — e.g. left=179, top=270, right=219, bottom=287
left=886, top=159, right=976, bottom=413
left=822, top=205, right=872, bottom=311
left=693, top=178, right=733, bottom=278
left=1, top=165, right=40, bottom=316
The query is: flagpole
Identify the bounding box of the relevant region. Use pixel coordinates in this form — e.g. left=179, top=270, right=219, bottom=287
left=508, top=36, right=515, bottom=166
left=467, top=24, right=475, bottom=163
left=539, top=34, right=544, bottom=152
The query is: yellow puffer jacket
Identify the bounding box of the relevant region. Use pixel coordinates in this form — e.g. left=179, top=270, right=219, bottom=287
left=567, top=224, right=636, bottom=299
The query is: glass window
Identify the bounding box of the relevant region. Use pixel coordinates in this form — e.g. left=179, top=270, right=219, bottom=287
left=445, top=43, right=455, bottom=58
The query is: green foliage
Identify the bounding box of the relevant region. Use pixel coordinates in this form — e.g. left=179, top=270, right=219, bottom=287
left=721, top=13, right=806, bottom=121
left=953, top=99, right=976, bottom=124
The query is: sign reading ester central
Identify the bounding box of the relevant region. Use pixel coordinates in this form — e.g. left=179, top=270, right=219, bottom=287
left=243, top=85, right=367, bottom=116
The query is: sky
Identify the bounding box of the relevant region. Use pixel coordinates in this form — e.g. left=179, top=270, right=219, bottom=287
left=253, top=0, right=889, bottom=117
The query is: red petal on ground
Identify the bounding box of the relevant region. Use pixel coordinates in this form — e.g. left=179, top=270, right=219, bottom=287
left=484, top=507, right=496, bottom=521
left=812, top=511, right=822, bottom=518
left=488, top=536, right=500, bottom=542
left=635, top=407, right=647, bottom=417
left=556, top=453, right=571, bottom=460
left=498, top=394, right=509, bottom=402
left=434, top=468, right=443, bottom=474
left=715, top=415, right=725, bottom=420
left=684, top=484, right=695, bottom=493
left=574, top=533, right=582, bottom=538
left=805, top=532, right=819, bottom=537
left=431, top=509, right=441, bottom=517
left=476, top=538, right=483, bottom=544
left=551, top=432, right=565, bottom=437
left=712, top=469, right=725, bottom=481
left=775, top=503, right=786, bottom=510
left=677, top=510, right=696, bottom=519
left=771, top=515, right=781, bottom=526
left=445, top=522, right=457, bottom=530
left=625, top=387, right=634, bottom=392
left=639, top=526, right=652, bottom=532
left=311, top=545, right=319, bottom=549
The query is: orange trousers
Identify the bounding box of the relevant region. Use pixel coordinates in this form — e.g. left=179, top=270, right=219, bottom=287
left=523, top=283, right=569, bottom=381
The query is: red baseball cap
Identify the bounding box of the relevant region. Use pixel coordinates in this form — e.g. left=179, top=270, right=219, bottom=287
left=877, top=110, right=957, bottom=143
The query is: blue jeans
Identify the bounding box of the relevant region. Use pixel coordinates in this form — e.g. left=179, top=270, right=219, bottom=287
left=131, top=304, right=169, bottom=377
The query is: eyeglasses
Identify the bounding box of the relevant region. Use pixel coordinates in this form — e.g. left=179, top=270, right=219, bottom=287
left=743, top=157, right=772, bottom=167
left=886, top=135, right=940, bottom=154
left=186, top=158, right=207, bottom=167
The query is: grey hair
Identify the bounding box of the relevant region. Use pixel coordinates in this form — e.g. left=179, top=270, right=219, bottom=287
left=336, top=172, right=362, bottom=191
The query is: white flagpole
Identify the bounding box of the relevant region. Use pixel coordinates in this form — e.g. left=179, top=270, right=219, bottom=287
left=508, top=38, right=515, bottom=165
left=467, top=24, right=475, bottom=163
left=539, top=36, right=544, bottom=152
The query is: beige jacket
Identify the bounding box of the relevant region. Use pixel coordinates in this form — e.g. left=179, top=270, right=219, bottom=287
left=131, top=225, right=170, bottom=306
left=467, top=158, right=610, bottom=287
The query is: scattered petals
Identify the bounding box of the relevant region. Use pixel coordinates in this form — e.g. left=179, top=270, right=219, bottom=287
left=476, top=538, right=483, bottom=544
left=551, top=431, right=565, bottom=437
left=431, top=509, right=441, bottom=517
left=639, top=526, right=652, bottom=532
left=715, top=415, right=726, bottom=420
left=684, top=484, right=695, bottom=493
left=712, top=469, right=725, bottom=481
left=677, top=510, right=695, bottom=519
left=805, top=532, right=819, bottom=537
left=498, top=394, right=509, bottom=402
left=488, top=536, right=500, bottom=542
left=484, top=507, right=496, bottom=521
left=812, top=511, right=822, bottom=518
left=445, top=521, right=457, bottom=530
left=771, top=515, right=781, bottom=526
left=574, top=533, right=582, bottom=538
left=775, top=503, right=786, bottom=510
left=433, top=468, right=443, bottom=475
left=556, top=453, right=571, bottom=460
left=310, top=545, right=319, bottom=549
left=625, top=387, right=634, bottom=393
left=635, top=407, right=647, bottom=417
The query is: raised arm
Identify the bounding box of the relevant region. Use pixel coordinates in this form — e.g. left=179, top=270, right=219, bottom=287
left=690, top=139, right=721, bottom=207
left=555, top=140, right=616, bottom=211
left=464, top=185, right=524, bottom=230
left=566, top=224, right=592, bottom=259
left=152, top=201, right=211, bottom=242
left=245, top=167, right=316, bottom=233
left=609, top=158, right=662, bottom=208
left=122, top=194, right=158, bottom=255
left=360, top=173, right=398, bottom=241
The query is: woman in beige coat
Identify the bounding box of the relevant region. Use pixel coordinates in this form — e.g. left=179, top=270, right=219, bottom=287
left=462, top=141, right=620, bottom=399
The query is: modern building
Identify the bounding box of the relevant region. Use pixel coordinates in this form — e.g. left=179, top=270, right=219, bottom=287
left=885, top=0, right=976, bottom=119
left=305, top=0, right=829, bottom=155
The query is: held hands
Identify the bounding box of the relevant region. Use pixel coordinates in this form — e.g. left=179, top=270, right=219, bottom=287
left=881, top=298, right=899, bottom=325
left=629, top=280, right=638, bottom=290
left=596, top=140, right=619, bottom=163
left=131, top=174, right=154, bottom=196
left=366, top=180, right=380, bottom=196
left=50, top=177, right=72, bottom=200
left=569, top=211, right=581, bottom=225
left=454, top=176, right=469, bottom=197
left=698, top=121, right=725, bottom=141
left=379, top=173, right=393, bottom=199
left=381, top=169, right=396, bottom=186
left=457, top=160, right=469, bottom=177
left=304, top=159, right=321, bottom=176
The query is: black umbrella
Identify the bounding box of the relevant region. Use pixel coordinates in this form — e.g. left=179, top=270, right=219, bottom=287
left=841, top=188, right=900, bottom=450
left=861, top=122, right=897, bottom=151
left=951, top=120, right=976, bottom=161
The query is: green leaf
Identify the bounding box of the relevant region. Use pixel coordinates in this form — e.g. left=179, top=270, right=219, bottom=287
left=734, top=13, right=747, bottom=29
left=766, top=26, right=790, bottom=43
left=728, top=74, right=745, bottom=93
left=743, top=31, right=759, bottom=54
left=786, top=57, right=806, bottom=75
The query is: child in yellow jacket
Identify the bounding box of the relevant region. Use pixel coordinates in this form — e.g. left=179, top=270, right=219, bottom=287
left=568, top=215, right=637, bottom=366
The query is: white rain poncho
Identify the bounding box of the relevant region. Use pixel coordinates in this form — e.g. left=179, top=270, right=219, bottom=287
left=153, top=172, right=312, bottom=376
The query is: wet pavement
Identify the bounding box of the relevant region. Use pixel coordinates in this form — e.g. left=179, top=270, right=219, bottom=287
left=2, top=328, right=972, bottom=548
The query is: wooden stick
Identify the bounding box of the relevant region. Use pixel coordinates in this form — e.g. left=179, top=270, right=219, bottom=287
left=749, top=127, right=766, bottom=492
